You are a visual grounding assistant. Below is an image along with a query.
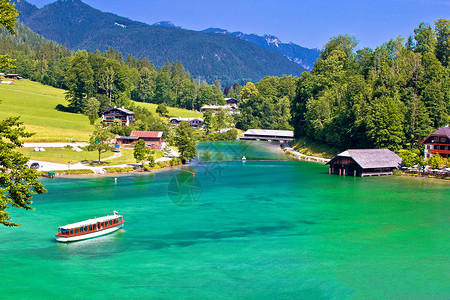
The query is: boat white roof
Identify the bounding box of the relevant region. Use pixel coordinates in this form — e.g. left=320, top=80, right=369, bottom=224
left=59, top=213, right=122, bottom=230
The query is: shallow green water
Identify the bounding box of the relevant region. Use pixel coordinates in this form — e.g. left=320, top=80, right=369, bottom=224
left=1, top=141, right=449, bottom=299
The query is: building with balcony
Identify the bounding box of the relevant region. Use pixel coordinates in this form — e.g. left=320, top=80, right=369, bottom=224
left=420, top=126, right=450, bottom=158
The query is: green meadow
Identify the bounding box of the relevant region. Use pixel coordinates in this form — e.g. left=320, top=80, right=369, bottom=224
left=0, top=80, right=93, bottom=141
left=0, top=79, right=202, bottom=142
left=135, top=101, right=203, bottom=118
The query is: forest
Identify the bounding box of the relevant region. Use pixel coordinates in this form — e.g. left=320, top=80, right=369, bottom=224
left=291, top=19, right=450, bottom=151
left=0, top=22, right=231, bottom=114
left=2, top=18, right=450, bottom=154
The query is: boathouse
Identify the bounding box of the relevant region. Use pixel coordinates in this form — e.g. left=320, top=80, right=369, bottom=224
left=327, top=149, right=401, bottom=177
left=241, top=129, right=294, bottom=142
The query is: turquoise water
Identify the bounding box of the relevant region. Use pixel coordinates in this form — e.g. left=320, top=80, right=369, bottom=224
left=1, top=141, right=449, bottom=299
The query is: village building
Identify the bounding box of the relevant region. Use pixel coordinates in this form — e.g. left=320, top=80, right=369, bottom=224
left=419, top=126, right=450, bottom=159
left=224, top=98, right=238, bottom=106
left=4, top=74, right=22, bottom=80
left=116, top=131, right=164, bottom=149
left=169, top=117, right=204, bottom=128
left=241, top=129, right=294, bottom=142
left=327, top=149, right=401, bottom=177
left=200, top=104, right=237, bottom=114
left=102, top=107, right=135, bottom=126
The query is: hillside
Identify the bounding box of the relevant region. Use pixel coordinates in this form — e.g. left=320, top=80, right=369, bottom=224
left=201, top=28, right=320, bottom=71
left=13, top=0, right=307, bottom=86
left=0, top=80, right=201, bottom=142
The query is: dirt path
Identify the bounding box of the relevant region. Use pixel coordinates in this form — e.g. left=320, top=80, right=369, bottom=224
left=103, top=151, right=122, bottom=160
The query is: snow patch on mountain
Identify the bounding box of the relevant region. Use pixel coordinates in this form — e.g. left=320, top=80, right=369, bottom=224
left=114, top=22, right=126, bottom=28
left=264, top=35, right=281, bottom=47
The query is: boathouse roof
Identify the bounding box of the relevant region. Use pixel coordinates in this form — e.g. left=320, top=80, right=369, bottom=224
left=327, top=149, right=401, bottom=169
left=244, top=129, right=294, bottom=138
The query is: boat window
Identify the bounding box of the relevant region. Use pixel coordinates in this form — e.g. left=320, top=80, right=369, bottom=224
left=84, top=226, right=88, bottom=232
left=80, top=227, right=83, bottom=233
left=70, top=229, right=73, bottom=235
left=75, top=228, right=78, bottom=234
left=93, top=224, right=97, bottom=230
left=89, top=225, right=92, bottom=231
left=109, top=220, right=111, bottom=225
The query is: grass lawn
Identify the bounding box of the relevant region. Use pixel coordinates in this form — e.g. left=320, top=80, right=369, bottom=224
left=97, top=149, right=165, bottom=166
left=17, top=147, right=115, bottom=164
left=135, top=102, right=203, bottom=118
left=0, top=80, right=94, bottom=142
left=18, top=147, right=164, bottom=165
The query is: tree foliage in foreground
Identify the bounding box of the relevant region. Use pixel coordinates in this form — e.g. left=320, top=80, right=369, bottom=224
left=0, top=117, right=47, bottom=226
left=292, top=20, right=450, bottom=151
left=0, top=0, right=47, bottom=227
left=0, top=0, right=18, bottom=69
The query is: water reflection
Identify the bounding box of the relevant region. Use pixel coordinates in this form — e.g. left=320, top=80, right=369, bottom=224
left=55, top=230, right=125, bottom=256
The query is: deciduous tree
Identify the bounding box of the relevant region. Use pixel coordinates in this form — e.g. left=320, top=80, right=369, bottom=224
left=0, top=117, right=47, bottom=226
left=89, top=125, right=114, bottom=163
left=0, top=0, right=18, bottom=69
left=173, top=122, right=197, bottom=163
left=133, top=139, right=148, bottom=167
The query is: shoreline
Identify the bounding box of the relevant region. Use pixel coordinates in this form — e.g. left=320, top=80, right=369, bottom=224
left=44, top=163, right=186, bottom=178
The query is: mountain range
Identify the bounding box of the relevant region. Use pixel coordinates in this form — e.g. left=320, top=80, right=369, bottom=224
left=200, top=29, right=319, bottom=71
left=12, top=0, right=319, bottom=86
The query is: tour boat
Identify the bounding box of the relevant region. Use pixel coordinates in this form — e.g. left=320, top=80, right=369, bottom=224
left=55, top=211, right=124, bottom=243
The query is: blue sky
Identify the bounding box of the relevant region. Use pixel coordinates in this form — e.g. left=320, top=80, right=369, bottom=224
left=25, top=0, right=450, bottom=50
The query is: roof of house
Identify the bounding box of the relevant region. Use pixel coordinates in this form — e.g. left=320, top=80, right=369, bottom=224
left=419, top=126, right=450, bottom=144
left=327, top=149, right=401, bottom=169
left=131, top=131, right=163, bottom=138
left=104, top=107, right=135, bottom=115
left=244, top=129, right=294, bottom=138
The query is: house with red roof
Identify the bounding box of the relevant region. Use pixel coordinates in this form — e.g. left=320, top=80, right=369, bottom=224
left=116, top=131, right=164, bottom=149
left=420, top=126, right=450, bottom=159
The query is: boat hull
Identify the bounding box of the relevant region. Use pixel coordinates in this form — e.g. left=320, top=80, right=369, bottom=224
left=56, top=224, right=123, bottom=243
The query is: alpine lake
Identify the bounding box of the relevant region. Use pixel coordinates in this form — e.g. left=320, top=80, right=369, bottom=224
left=0, top=141, right=449, bottom=299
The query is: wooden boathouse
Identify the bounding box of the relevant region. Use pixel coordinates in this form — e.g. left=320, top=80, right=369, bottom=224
left=327, top=149, right=401, bottom=177
left=241, top=129, right=294, bottom=143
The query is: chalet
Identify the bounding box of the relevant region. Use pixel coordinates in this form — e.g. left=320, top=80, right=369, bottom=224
left=420, top=126, right=450, bottom=159
left=327, top=149, right=401, bottom=177
left=102, top=107, right=135, bottom=126
left=169, top=117, right=204, bottom=128
left=4, top=74, right=22, bottom=80
left=241, top=129, right=294, bottom=142
left=116, top=131, right=164, bottom=149
left=225, top=98, right=238, bottom=106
